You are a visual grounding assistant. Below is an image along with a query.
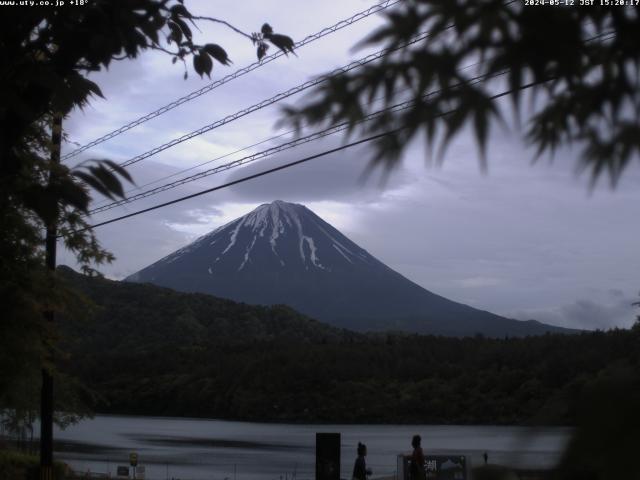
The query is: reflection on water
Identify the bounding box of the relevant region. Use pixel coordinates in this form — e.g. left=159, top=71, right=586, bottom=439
left=53, top=415, right=570, bottom=480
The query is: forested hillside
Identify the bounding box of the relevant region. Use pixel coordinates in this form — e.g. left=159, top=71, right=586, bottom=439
left=59, top=268, right=640, bottom=425
left=59, top=266, right=353, bottom=349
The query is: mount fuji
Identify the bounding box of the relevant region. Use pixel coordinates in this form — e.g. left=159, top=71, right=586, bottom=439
left=126, top=200, right=571, bottom=337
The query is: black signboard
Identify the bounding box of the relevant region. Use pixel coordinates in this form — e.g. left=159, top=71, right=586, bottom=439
left=316, top=433, right=340, bottom=480
left=117, top=466, right=129, bottom=477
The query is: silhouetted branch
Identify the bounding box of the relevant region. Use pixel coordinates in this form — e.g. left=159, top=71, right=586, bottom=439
left=191, top=16, right=253, bottom=41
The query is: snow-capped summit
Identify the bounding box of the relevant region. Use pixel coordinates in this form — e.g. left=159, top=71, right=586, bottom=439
left=144, top=200, right=375, bottom=276
left=126, top=201, right=571, bottom=336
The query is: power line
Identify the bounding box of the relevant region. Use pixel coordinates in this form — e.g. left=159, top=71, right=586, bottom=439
left=88, top=98, right=415, bottom=215
left=67, top=29, right=618, bottom=234
left=86, top=29, right=616, bottom=215
left=113, top=31, right=433, bottom=170
left=61, top=0, right=402, bottom=161
left=59, top=78, right=539, bottom=238
left=90, top=128, right=296, bottom=209
left=90, top=83, right=410, bottom=209
left=68, top=78, right=548, bottom=237
left=88, top=69, right=501, bottom=215
left=73, top=129, right=402, bottom=234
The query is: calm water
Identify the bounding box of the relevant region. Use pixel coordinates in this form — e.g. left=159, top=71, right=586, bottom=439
left=52, top=415, right=570, bottom=480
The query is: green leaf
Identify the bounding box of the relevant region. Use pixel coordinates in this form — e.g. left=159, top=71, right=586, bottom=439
left=199, top=51, right=213, bottom=78
left=87, top=165, right=125, bottom=198
left=101, top=160, right=134, bottom=184
left=437, top=108, right=467, bottom=162
left=167, top=21, right=183, bottom=44
left=170, top=4, right=191, bottom=18
left=139, top=18, right=160, bottom=45
left=193, top=54, right=204, bottom=77
left=172, top=17, right=192, bottom=41
left=266, top=33, right=295, bottom=56
left=82, top=77, right=105, bottom=99
left=72, top=171, right=114, bottom=200
left=54, top=177, right=91, bottom=212
left=203, top=44, right=231, bottom=66
left=257, top=43, right=268, bottom=61
left=473, top=108, right=489, bottom=171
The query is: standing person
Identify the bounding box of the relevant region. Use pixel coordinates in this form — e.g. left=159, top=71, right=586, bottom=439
left=352, top=442, right=372, bottom=480
left=409, top=435, right=426, bottom=480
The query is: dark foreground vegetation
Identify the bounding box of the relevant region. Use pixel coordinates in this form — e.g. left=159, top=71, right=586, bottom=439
left=0, top=450, right=66, bottom=480
left=59, top=268, right=640, bottom=426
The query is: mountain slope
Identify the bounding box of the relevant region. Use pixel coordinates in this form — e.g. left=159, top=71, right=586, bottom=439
left=126, top=201, right=573, bottom=337
left=59, top=266, right=352, bottom=351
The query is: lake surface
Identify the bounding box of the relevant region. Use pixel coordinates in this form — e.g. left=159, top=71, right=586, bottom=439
left=52, top=415, right=571, bottom=480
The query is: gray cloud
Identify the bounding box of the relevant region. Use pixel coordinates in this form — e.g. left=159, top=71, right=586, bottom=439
left=223, top=137, right=413, bottom=203
left=512, top=295, right=638, bottom=330
left=609, top=288, right=625, bottom=298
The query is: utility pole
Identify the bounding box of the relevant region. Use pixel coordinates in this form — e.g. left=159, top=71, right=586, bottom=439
left=40, top=112, right=62, bottom=480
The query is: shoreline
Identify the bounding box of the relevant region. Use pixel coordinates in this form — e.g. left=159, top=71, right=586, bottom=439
left=84, top=412, right=575, bottom=429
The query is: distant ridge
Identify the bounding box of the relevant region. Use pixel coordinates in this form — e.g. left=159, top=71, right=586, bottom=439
left=127, top=201, right=575, bottom=337
left=60, top=265, right=350, bottom=348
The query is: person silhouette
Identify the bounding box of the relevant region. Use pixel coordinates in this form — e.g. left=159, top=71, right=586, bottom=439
left=352, top=442, right=372, bottom=480
left=409, top=435, right=426, bottom=480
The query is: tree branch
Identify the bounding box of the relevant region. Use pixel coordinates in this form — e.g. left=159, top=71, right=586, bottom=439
left=149, top=45, right=180, bottom=57
left=191, top=16, right=253, bottom=41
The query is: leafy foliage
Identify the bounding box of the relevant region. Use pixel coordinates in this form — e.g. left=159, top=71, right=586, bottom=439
left=253, top=23, right=297, bottom=61
left=71, top=160, right=133, bottom=201
left=281, top=0, right=640, bottom=184
left=0, top=450, right=66, bottom=480
left=554, top=370, right=640, bottom=480
left=0, top=1, right=293, bottom=426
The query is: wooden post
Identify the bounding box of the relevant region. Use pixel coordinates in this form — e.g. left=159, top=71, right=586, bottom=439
left=40, top=112, right=62, bottom=480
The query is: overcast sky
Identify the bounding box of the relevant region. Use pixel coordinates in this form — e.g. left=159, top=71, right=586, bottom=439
left=58, top=0, right=640, bottom=330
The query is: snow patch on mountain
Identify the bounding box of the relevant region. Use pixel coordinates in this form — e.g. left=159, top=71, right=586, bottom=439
left=333, top=243, right=354, bottom=264
left=238, top=235, right=258, bottom=271
left=222, top=218, right=245, bottom=254
left=151, top=201, right=367, bottom=273
left=312, top=219, right=368, bottom=265
left=229, top=200, right=332, bottom=270
left=303, top=235, right=326, bottom=270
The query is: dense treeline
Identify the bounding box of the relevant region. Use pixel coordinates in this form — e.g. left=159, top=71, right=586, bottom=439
left=62, top=329, right=640, bottom=425
left=58, top=268, right=640, bottom=425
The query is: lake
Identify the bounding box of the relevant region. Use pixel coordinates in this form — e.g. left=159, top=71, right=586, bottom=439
left=52, top=415, right=571, bottom=480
